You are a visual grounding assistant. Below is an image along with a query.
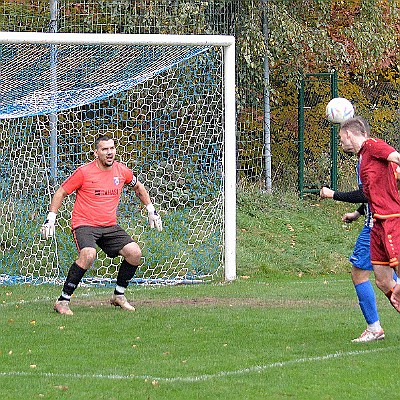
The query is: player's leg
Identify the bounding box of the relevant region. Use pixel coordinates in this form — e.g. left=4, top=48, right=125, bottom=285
left=349, top=226, right=384, bottom=342
left=370, top=220, right=398, bottom=310
left=109, top=242, right=141, bottom=311
left=100, top=225, right=141, bottom=311
left=117, top=242, right=141, bottom=290
left=351, top=268, right=384, bottom=342
left=54, top=227, right=98, bottom=315
left=391, top=272, right=400, bottom=311
left=380, top=217, right=400, bottom=311
left=373, top=263, right=397, bottom=309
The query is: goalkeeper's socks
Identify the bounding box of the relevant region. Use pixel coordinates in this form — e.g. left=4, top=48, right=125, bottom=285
left=60, top=262, right=87, bottom=297
left=114, top=285, right=126, bottom=295
left=116, top=260, right=138, bottom=289
left=58, top=292, right=71, bottom=301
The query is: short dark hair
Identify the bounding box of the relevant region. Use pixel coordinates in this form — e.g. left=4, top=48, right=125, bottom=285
left=95, top=134, right=113, bottom=149
left=340, top=116, right=370, bottom=137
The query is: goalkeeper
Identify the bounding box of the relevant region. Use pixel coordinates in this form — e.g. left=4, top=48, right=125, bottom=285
left=41, top=134, right=162, bottom=315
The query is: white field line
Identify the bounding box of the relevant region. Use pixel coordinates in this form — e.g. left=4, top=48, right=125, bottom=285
left=0, top=346, right=396, bottom=383
left=0, top=287, right=395, bottom=383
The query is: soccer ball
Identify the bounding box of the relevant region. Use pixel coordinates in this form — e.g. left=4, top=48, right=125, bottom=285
left=325, top=97, right=355, bottom=123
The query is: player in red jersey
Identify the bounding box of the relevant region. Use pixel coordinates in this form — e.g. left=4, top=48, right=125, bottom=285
left=338, top=116, right=400, bottom=312
left=41, top=135, right=162, bottom=315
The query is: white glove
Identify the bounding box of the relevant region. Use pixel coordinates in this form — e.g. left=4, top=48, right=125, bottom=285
left=146, top=204, right=163, bottom=232
left=41, top=212, right=57, bottom=239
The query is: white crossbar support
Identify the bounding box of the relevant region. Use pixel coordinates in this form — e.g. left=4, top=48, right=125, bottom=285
left=0, top=31, right=237, bottom=282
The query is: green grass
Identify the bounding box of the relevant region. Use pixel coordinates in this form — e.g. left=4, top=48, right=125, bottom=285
left=237, top=188, right=359, bottom=277
left=1, top=190, right=398, bottom=399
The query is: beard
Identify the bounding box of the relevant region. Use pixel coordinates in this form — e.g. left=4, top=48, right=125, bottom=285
left=98, top=156, right=115, bottom=168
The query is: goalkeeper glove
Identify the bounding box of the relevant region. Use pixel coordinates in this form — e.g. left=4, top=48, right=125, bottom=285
left=146, top=204, right=163, bottom=232
left=41, top=212, right=57, bottom=239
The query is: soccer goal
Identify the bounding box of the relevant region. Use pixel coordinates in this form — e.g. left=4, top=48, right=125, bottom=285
left=0, top=32, right=236, bottom=286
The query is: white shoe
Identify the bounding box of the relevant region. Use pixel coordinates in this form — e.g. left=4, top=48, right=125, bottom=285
left=54, top=300, right=74, bottom=315
left=110, top=294, right=135, bottom=311
left=351, top=329, right=385, bottom=343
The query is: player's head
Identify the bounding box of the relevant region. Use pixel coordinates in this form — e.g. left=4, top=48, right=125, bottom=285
left=95, top=134, right=114, bottom=150
left=94, top=134, right=116, bottom=169
left=340, top=116, right=370, bottom=137
left=338, top=116, right=370, bottom=154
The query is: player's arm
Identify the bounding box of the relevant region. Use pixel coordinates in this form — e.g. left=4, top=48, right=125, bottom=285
left=390, top=163, right=400, bottom=188
left=131, top=179, right=151, bottom=206
left=387, top=151, right=400, bottom=166
left=342, top=204, right=364, bottom=223
left=320, top=187, right=367, bottom=224
left=41, top=186, right=69, bottom=239
left=131, top=178, right=163, bottom=232
left=320, top=187, right=368, bottom=203
left=49, top=186, right=69, bottom=213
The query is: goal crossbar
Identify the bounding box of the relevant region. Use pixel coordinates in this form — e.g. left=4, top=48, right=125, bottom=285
left=0, top=31, right=235, bottom=47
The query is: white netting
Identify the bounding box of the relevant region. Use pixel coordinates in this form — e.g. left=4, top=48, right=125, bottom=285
left=0, top=43, right=209, bottom=119
left=0, top=36, right=227, bottom=285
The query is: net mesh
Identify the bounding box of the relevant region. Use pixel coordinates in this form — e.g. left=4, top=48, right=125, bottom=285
left=0, top=39, right=225, bottom=285
left=0, top=43, right=209, bottom=118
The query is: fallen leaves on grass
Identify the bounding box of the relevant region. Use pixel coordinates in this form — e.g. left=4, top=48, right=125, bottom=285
left=54, top=385, right=69, bottom=391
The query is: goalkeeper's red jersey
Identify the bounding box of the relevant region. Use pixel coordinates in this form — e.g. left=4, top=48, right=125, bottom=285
left=358, top=138, right=400, bottom=217
left=62, top=160, right=134, bottom=229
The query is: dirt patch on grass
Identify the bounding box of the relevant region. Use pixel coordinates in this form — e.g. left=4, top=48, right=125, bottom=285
left=72, top=296, right=339, bottom=308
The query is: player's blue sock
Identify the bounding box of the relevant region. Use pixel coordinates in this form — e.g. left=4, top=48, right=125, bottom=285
left=393, top=270, right=398, bottom=282
left=355, top=280, right=379, bottom=325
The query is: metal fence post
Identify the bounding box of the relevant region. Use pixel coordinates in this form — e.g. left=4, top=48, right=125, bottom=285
left=330, top=69, right=338, bottom=191
left=298, top=78, right=305, bottom=197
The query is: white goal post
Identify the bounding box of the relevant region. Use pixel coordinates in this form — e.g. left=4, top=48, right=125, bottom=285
left=0, top=32, right=236, bottom=285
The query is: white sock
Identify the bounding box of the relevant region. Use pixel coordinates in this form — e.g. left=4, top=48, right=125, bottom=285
left=367, top=321, right=382, bottom=332
left=115, top=285, right=126, bottom=294
left=61, top=291, right=71, bottom=300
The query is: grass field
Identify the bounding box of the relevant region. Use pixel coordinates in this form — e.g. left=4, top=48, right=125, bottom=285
left=1, top=190, right=398, bottom=399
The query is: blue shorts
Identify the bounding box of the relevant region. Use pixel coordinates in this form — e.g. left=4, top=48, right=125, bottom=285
left=349, top=225, right=373, bottom=271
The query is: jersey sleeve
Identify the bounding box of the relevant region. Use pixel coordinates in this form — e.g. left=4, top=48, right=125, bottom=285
left=333, top=188, right=368, bottom=203
left=373, top=139, right=396, bottom=160
left=61, top=168, right=84, bottom=194
left=120, top=164, right=134, bottom=185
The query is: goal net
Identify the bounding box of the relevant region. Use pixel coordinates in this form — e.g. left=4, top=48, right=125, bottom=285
left=0, top=32, right=236, bottom=286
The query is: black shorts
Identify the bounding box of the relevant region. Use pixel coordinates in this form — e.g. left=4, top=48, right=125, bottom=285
left=72, top=225, right=134, bottom=258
